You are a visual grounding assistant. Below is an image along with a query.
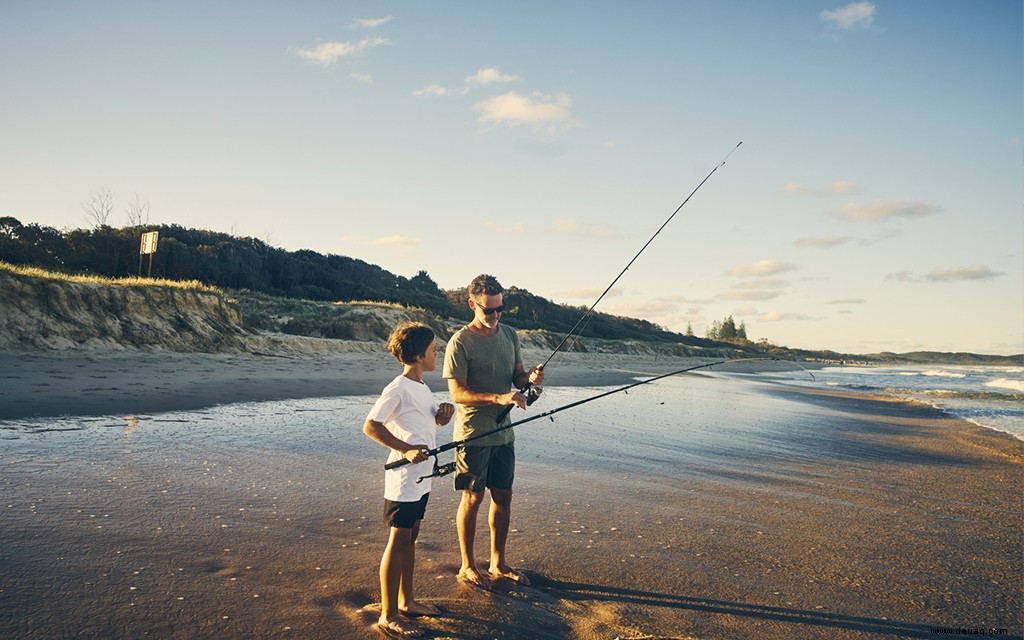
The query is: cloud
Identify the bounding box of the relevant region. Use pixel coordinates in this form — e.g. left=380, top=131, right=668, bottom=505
left=605, top=298, right=684, bottom=320
left=465, top=67, right=522, bottom=85
left=821, top=2, right=876, bottom=30
left=717, top=289, right=784, bottom=301
left=782, top=181, right=860, bottom=197
left=484, top=221, right=525, bottom=235
left=794, top=236, right=851, bottom=249
left=924, top=264, right=1003, bottom=282
left=887, top=265, right=1003, bottom=283
left=726, top=259, right=798, bottom=277
left=372, top=235, right=419, bottom=247
left=886, top=270, right=916, bottom=283
left=350, top=73, right=373, bottom=84
left=351, top=16, right=394, bottom=29
left=759, top=311, right=814, bottom=322
left=828, top=298, right=866, bottom=304
left=549, top=218, right=625, bottom=239
left=829, top=200, right=939, bottom=222
left=474, top=91, right=577, bottom=130
left=294, top=36, right=390, bottom=65
left=413, top=84, right=458, bottom=97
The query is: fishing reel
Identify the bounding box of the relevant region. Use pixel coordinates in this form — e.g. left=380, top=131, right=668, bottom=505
left=416, top=456, right=457, bottom=484
left=525, top=384, right=542, bottom=406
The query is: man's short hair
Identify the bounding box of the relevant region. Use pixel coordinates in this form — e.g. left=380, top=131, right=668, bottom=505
left=469, top=274, right=503, bottom=297
left=386, top=322, right=435, bottom=365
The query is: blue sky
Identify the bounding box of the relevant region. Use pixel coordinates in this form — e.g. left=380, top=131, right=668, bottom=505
left=2, top=1, right=1021, bottom=355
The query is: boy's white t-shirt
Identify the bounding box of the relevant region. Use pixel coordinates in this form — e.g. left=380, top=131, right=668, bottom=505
left=366, top=375, right=439, bottom=501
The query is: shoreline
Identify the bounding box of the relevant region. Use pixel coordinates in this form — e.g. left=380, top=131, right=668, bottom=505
left=2, top=347, right=1019, bottom=446
left=0, top=347, right=717, bottom=422
left=1, top=349, right=1021, bottom=639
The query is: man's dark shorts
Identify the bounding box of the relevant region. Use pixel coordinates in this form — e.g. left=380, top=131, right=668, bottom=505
left=454, top=443, right=515, bottom=492
left=383, top=493, right=429, bottom=529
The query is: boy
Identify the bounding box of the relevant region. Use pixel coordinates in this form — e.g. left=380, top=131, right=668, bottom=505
left=363, top=322, right=454, bottom=638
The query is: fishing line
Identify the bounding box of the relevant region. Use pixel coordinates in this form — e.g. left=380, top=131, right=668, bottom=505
left=497, top=141, right=744, bottom=423
left=387, top=356, right=813, bottom=474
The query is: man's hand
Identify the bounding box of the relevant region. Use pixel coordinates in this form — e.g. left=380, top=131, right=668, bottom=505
left=502, top=391, right=529, bottom=409
left=528, top=365, right=545, bottom=386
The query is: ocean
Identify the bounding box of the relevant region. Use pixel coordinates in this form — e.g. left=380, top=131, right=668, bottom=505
left=724, top=363, right=1024, bottom=441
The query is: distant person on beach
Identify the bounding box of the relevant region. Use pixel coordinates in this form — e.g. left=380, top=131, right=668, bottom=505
left=363, top=322, right=455, bottom=637
left=443, top=274, right=545, bottom=590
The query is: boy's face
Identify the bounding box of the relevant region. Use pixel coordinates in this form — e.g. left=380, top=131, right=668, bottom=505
left=420, top=338, right=437, bottom=371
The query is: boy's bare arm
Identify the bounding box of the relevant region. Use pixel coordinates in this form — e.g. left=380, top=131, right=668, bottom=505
left=362, top=419, right=427, bottom=463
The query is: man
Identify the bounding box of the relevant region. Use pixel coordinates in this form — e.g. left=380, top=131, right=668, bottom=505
left=443, top=274, right=545, bottom=590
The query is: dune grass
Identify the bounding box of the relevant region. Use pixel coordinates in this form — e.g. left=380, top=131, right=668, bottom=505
left=0, top=260, right=223, bottom=293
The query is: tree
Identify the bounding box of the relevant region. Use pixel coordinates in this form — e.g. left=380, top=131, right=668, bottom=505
left=125, top=193, right=150, bottom=228
left=82, top=189, right=114, bottom=228
left=685, top=322, right=694, bottom=337
left=705, top=315, right=749, bottom=343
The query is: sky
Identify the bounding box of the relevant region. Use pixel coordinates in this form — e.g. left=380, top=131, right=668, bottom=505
left=1, top=1, right=1021, bottom=356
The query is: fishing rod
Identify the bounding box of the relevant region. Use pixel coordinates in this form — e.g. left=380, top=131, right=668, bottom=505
left=496, top=141, right=743, bottom=424
left=387, top=355, right=811, bottom=474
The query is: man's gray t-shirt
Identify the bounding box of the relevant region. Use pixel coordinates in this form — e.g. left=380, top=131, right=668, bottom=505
left=443, top=323, right=521, bottom=447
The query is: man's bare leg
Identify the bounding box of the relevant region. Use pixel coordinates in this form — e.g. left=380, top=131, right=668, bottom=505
left=456, top=489, right=491, bottom=589
left=487, top=488, right=530, bottom=586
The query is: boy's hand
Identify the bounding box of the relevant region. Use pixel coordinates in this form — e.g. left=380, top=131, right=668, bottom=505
left=435, top=402, right=455, bottom=425
left=404, top=447, right=428, bottom=464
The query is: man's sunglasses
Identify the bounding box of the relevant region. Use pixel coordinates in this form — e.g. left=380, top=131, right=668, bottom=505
left=472, top=300, right=505, bottom=315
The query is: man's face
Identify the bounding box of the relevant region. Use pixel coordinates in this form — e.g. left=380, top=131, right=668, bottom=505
left=470, top=293, right=504, bottom=329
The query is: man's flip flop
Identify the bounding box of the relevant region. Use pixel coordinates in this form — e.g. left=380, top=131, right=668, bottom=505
left=457, top=569, right=491, bottom=591
left=491, top=567, right=531, bottom=586
left=400, top=602, right=443, bottom=617
left=375, top=620, right=423, bottom=638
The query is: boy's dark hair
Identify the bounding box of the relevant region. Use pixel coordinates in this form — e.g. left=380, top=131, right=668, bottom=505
left=386, top=322, right=435, bottom=365
left=468, top=274, right=503, bottom=297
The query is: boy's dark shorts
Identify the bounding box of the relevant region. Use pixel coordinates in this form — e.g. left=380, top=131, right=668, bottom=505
left=383, top=493, right=429, bottom=529
left=454, top=443, right=515, bottom=492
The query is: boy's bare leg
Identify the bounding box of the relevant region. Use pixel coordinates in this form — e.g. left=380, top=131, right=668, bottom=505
left=456, top=489, right=491, bottom=589
left=488, top=488, right=530, bottom=585
left=397, top=520, right=439, bottom=616
left=378, top=527, right=422, bottom=636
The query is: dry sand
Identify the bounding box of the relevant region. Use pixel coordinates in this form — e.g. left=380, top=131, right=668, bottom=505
left=0, top=347, right=1021, bottom=639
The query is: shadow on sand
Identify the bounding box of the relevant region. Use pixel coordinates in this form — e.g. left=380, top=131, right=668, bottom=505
left=531, top=576, right=941, bottom=639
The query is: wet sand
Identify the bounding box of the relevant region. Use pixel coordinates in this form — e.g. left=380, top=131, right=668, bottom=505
left=0, top=350, right=1021, bottom=639
left=0, top=348, right=677, bottom=421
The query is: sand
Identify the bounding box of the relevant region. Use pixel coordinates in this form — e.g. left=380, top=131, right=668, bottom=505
left=0, top=348, right=676, bottom=421
left=1, top=347, right=1021, bottom=639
